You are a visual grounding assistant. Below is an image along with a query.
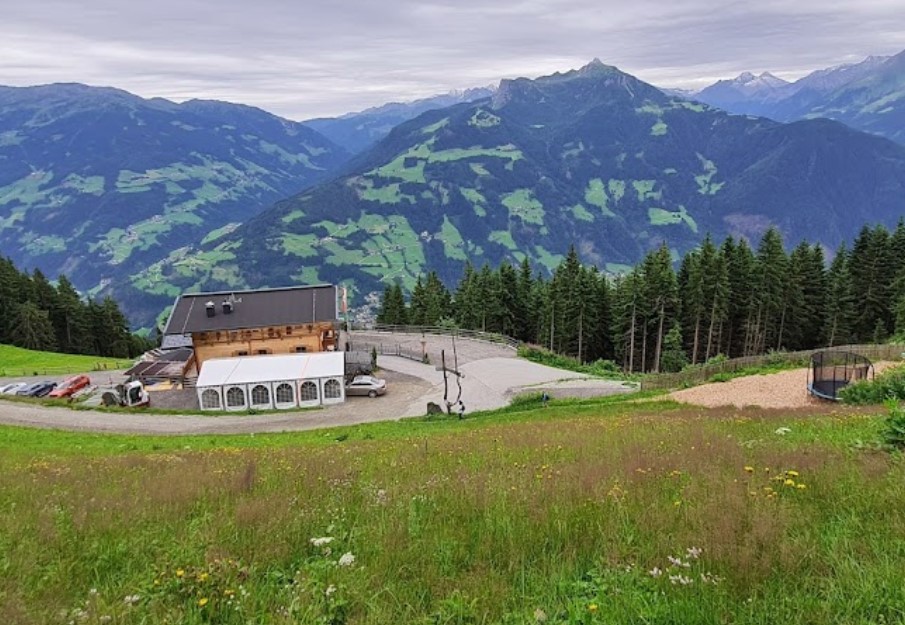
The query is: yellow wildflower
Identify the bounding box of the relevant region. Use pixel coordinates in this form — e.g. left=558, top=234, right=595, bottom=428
left=784, top=478, right=795, bottom=486
left=175, top=569, right=185, bottom=578
left=797, top=483, right=807, bottom=490
left=744, top=466, right=754, bottom=473
left=198, top=572, right=209, bottom=582
left=198, top=597, right=209, bottom=607
left=588, top=603, right=599, bottom=612
left=786, top=470, right=799, bottom=477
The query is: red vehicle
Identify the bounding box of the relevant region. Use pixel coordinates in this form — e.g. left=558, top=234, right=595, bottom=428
left=49, top=375, right=91, bottom=398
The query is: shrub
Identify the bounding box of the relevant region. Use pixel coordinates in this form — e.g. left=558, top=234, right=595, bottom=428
left=840, top=364, right=905, bottom=404
left=882, top=399, right=905, bottom=449
left=517, top=345, right=627, bottom=379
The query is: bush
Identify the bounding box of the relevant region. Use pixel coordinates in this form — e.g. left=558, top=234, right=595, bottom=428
left=883, top=399, right=905, bottom=449
left=517, top=345, right=626, bottom=379
left=840, top=365, right=905, bottom=404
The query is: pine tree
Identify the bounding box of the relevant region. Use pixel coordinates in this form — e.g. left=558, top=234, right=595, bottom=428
left=825, top=245, right=855, bottom=347
left=722, top=237, right=756, bottom=358
left=9, top=301, right=57, bottom=352
left=849, top=225, right=893, bottom=341
left=660, top=323, right=688, bottom=373
left=749, top=228, right=789, bottom=354
left=639, top=245, right=678, bottom=373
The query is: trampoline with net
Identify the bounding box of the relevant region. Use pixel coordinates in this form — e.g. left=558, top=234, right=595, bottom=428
left=808, top=350, right=873, bottom=401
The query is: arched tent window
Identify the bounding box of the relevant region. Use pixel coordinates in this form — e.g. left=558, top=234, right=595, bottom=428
left=300, top=381, right=319, bottom=402
left=201, top=389, right=221, bottom=409
left=324, top=379, right=342, bottom=399
left=226, top=386, right=246, bottom=408
left=251, top=384, right=270, bottom=407
left=275, top=383, right=295, bottom=405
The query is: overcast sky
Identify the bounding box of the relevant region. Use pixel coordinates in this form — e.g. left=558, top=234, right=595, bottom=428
left=2, top=0, right=904, bottom=120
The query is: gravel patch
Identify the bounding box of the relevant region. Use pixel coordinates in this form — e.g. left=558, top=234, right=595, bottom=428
left=670, top=362, right=900, bottom=409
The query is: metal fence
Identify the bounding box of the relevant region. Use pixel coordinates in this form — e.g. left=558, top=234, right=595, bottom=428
left=349, top=323, right=519, bottom=350
left=349, top=341, right=429, bottom=364
left=640, top=343, right=905, bottom=391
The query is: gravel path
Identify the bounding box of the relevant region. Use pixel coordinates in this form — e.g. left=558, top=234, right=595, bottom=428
left=670, top=362, right=900, bottom=409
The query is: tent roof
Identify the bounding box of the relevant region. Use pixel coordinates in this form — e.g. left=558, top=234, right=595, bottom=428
left=197, top=352, right=345, bottom=388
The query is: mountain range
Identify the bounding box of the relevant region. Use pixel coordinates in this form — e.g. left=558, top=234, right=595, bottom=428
left=4, top=50, right=905, bottom=328
left=692, top=52, right=905, bottom=143
left=0, top=84, right=349, bottom=324
left=305, top=87, right=495, bottom=154
left=125, top=59, right=905, bottom=326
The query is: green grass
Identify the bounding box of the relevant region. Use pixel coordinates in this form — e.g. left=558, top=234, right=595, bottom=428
left=632, top=179, right=661, bottom=201
left=650, top=120, right=668, bottom=136
left=0, top=344, right=132, bottom=377
left=695, top=154, right=725, bottom=195
left=584, top=179, right=615, bottom=217
left=648, top=205, right=698, bottom=232
left=569, top=203, right=595, bottom=222
left=501, top=188, right=545, bottom=225
left=1, top=392, right=902, bottom=624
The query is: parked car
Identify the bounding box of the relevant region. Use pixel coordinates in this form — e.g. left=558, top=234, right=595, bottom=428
left=49, top=375, right=91, bottom=398
left=17, top=381, right=56, bottom=397
left=345, top=375, right=387, bottom=398
left=0, top=382, right=28, bottom=395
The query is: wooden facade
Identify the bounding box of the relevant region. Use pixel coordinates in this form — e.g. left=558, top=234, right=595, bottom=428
left=191, top=322, right=338, bottom=373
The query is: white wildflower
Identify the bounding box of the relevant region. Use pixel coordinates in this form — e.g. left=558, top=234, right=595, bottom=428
left=123, top=594, right=140, bottom=606
left=669, top=574, right=693, bottom=585
left=325, top=584, right=337, bottom=597
left=686, top=546, right=702, bottom=559
left=648, top=566, right=663, bottom=578
left=309, top=537, right=334, bottom=547
left=534, top=607, right=548, bottom=622
left=88, top=588, right=98, bottom=596
left=667, top=555, right=691, bottom=568
left=337, top=552, right=356, bottom=567
left=775, top=427, right=791, bottom=435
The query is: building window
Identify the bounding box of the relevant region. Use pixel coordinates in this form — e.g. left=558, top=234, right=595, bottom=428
left=324, top=379, right=341, bottom=399
left=226, top=386, right=245, bottom=408
left=257, top=349, right=270, bottom=355
left=268, top=328, right=275, bottom=338
left=275, top=383, right=294, bottom=404
left=300, top=381, right=318, bottom=402
left=201, top=389, right=221, bottom=409
left=251, top=384, right=270, bottom=406
left=286, top=326, right=293, bottom=335
left=236, top=350, right=249, bottom=357
left=295, top=346, right=307, bottom=353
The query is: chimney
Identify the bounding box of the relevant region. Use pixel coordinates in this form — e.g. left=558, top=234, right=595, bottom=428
left=205, top=301, right=216, bottom=318
left=222, top=300, right=233, bottom=314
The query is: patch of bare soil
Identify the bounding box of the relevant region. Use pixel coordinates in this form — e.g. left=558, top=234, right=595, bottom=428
left=670, top=362, right=900, bottom=409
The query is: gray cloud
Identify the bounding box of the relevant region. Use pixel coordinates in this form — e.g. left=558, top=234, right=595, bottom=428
left=1, top=0, right=903, bottom=119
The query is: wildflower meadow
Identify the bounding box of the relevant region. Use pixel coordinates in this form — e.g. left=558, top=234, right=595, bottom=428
left=1, top=396, right=904, bottom=624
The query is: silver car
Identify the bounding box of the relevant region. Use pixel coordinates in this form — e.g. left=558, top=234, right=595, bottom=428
left=1, top=382, right=29, bottom=395
left=345, top=375, right=387, bottom=398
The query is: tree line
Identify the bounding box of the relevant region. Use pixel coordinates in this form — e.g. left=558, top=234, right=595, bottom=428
left=0, top=257, right=152, bottom=358
left=378, top=222, right=905, bottom=373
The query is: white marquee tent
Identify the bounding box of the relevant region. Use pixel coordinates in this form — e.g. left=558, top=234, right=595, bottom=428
left=196, top=352, right=346, bottom=411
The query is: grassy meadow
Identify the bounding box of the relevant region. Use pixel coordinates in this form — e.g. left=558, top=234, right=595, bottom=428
left=0, top=344, right=132, bottom=377
left=1, top=396, right=904, bottom=624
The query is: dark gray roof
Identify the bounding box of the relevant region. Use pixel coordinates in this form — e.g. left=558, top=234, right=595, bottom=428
left=163, top=285, right=337, bottom=335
